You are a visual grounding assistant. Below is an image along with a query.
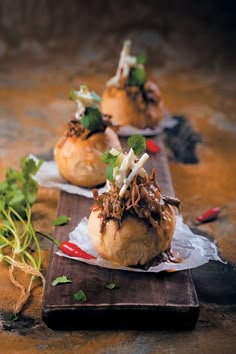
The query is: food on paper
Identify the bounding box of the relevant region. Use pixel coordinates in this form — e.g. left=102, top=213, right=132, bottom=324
left=88, top=135, right=180, bottom=266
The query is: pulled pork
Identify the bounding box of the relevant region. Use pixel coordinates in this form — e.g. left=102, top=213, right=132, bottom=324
left=125, top=81, right=163, bottom=128
left=92, top=168, right=180, bottom=232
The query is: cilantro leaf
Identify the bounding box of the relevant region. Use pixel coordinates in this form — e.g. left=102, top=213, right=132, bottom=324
left=53, top=215, right=71, bottom=226
left=101, top=151, right=118, bottom=164
left=128, top=67, right=146, bottom=87
left=0, top=156, right=43, bottom=218
left=51, top=276, right=72, bottom=286
left=69, top=88, right=77, bottom=101
left=80, top=107, right=103, bottom=131
left=104, top=282, right=119, bottom=290
left=101, top=152, right=120, bottom=181
left=74, top=289, right=87, bottom=302
left=128, top=135, right=146, bottom=156
left=106, top=164, right=115, bottom=181
left=136, top=54, right=147, bottom=64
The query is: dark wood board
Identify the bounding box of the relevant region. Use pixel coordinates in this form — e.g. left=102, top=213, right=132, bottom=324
left=42, top=134, right=199, bottom=330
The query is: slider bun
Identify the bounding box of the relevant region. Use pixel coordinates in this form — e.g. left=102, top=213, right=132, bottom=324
left=88, top=204, right=176, bottom=266
left=54, top=127, right=121, bottom=187
left=101, top=86, right=163, bottom=129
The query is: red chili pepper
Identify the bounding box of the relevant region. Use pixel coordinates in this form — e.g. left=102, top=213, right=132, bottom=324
left=146, top=139, right=161, bottom=153
left=196, top=207, right=221, bottom=223
left=36, top=231, right=96, bottom=260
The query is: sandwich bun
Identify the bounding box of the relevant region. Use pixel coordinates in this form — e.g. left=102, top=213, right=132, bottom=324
left=54, top=127, right=121, bottom=188
left=101, top=84, right=164, bottom=129
left=88, top=204, right=176, bottom=266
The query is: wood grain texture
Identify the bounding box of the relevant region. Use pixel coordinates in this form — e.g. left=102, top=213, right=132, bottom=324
left=42, top=134, right=199, bottom=330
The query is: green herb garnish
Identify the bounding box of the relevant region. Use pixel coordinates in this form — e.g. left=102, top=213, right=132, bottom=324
left=136, top=54, right=147, bottom=64
left=0, top=157, right=43, bottom=218
left=80, top=107, right=103, bottom=131
left=128, top=135, right=146, bottom=156
left=52, top=215, right=71, bottom=226
left=105, top=282, right=119, bottom=290
left=128, top=67, right=146, bottom=87
left=101, top=152, right=120, bottom=181
left=69, top=88, right=77, bottom=101
left=51, top=276, right=72, bottom=286
left=74, top=289, right=87, bottom=302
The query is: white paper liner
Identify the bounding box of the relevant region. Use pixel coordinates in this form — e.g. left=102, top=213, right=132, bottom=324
left=56, top=215, right=225, bottom=273
left=117, top=111, right=178, bottom=137
left=30, top=155, right=108, bottom=198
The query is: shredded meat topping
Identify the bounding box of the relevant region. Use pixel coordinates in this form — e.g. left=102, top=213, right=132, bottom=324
left=125, top=81, right=162, bottom=127
left=91, top=168, right=180, bottom=232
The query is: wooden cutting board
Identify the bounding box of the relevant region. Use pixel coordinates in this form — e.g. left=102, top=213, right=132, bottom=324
left=42, top=134, right=199, bottom=330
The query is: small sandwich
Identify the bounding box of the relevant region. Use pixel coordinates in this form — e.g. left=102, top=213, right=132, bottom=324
left=54, top=85, right=121, bottom=188
left=88, top=135, right=180, bottom=267
left=101, top=40, right=164, bottom=130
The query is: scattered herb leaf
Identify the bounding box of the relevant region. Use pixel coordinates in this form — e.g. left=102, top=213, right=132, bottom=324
left=80, top=107, right=103, bottom=131
left=128, top=135, right=146, bottom=156
left=51, top=276, right=72, bottom=286
left=74, top=289, right=87, bottom=302
left=105, top=282, right=119, bottom=290
left=52, top=215, right=71, bottom=226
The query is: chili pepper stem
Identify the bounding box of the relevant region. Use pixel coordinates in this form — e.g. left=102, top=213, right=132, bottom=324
left=36, top=230, right=61, bottom=248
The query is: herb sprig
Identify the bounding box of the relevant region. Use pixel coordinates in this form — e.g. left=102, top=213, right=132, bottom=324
left=101, top=135, right=146, bottom=181
left=0, top=157, right=45, bottom=314
left=0, top=157, right=43, bottom=218
left=128, top=54, right=147, bottom=87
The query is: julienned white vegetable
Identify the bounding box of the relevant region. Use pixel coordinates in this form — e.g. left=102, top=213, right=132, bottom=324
left=106, top=40, right=143, bottom=87
left=73, top=85, right=101, bottom=119
left=110, top=148, right=149, bottom=197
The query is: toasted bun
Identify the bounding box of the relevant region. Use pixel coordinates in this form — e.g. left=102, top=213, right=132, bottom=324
left=88, top=204, right=176, bottom=266
left=54, top=127, right=121, bottom=187
left=101, top=86, right=163, bottom=129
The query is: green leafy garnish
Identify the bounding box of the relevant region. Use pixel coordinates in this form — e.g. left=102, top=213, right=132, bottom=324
left=69, top=88, right=77, bottom=101
left=128, top=67, right=146, bottom=87
left=80, top=107, right=103, bottom=131
left=52, top=215, right=71, bottom=226
left=101, top=151, right=117, bottom=164
left=101, top=152, right=120, bottom=181
left=0, top=156, right=43, bottom=218
left=51, top=276, right=72, bottom=286
left=74, top=289, right=87, bottom=302
left=128, top=135, right=146, bottom=156
left=105, top=282, right=119, bottom=290
left=136, top=54, right=147, bottom=64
